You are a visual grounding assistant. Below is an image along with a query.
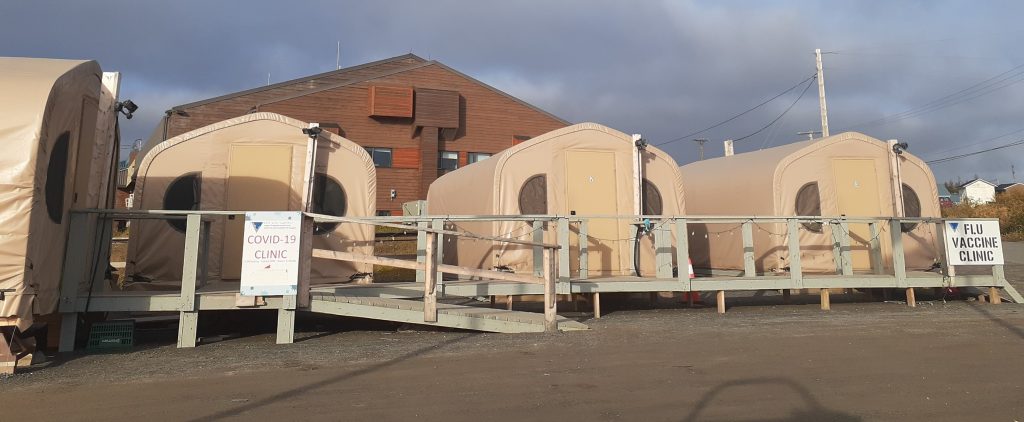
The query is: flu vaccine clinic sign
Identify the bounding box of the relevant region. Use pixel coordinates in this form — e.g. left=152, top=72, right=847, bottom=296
left=943, top=220, right=1004, bottom=265
left=240, top=211, right=301, bottom=296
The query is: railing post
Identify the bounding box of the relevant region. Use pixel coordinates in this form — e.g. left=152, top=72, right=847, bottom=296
left=868, top=221, right=884, bottom=275
left=423, top=232, right=438, bottom=323
left=831, top=221, right=843, bottom=274
left=532, top=220, right=544, bottom=277
left=578, top=219, right=589, bottom=280
left=557, top=217, right=570, bottom=293
left=935, top=221, right=955, bottom=279
left=543, top=248, right=557, bottom=332
left=675, top=218, right=690, bottom=290
left=741, top=221, right=756, bottom=277
left=58, top=212, right=92, bottom=352
left=431, top=218, right=444, bottom=291
left=889, top=219, right=910, bottom=306
left=415, top=220, right=428, bottom=283
left=654, top=219, right=673, bottom=279
left=278, top=214, right=311, bottom=344
left=838, top=219, right=853, bottom=276
left=177, top=214, right=201, bottom=348
left=787, top=219, right=803, bottom=289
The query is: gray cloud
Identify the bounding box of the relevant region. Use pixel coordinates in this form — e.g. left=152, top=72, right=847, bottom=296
left=2, top=0, right=1022, bottom=183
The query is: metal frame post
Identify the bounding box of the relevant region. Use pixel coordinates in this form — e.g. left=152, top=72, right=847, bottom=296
left=58, top=212, right=92, bottom=352
left=578, top=219, right=589, bottom=280
left=675, top=218, right=691, bottom=289
left=415, top=220, right=428, bottom=283
left=431, top=218, right=444, bottom=290
left=654, top=219, right=673, bottom=279
left=868, top=221, right=884, bottom=275
left=557, top=217, right=570, bottom=289
left=177, top=214, right=201, bottom=348
left=838, top=219, right=853, bottom=276
left=532, top=220, right=544, bottom=277
left=787, top=219, right=803, bottom=289
left=741, top=221, right=756, bottom=277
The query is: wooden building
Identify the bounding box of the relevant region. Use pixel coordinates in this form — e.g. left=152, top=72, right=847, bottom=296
left=145, top=54, right=568, bottom=215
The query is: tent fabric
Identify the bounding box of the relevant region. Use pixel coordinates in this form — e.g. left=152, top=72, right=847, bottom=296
left=0, top=57, right=103, bottom=329
left=679, top=132, right=941, bottom=273
left=427, top=123, right=686, bottom=277
left=126, top=113, right=374, bottom=285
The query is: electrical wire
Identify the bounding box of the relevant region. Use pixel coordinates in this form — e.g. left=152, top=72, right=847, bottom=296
left=654, top=73, right=816, bottom=147
left=733, top=76, right=816, bottom=142
left=926, top=138, right=1024, bottom=164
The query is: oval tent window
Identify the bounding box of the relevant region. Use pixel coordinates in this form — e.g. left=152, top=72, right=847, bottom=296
left=45, top=131, right=71, bottom=224
left=312, top=173, right=347, bottom=235
left=518, top=174, right=547, bottom=215
left=164, top=173, right=202, bottom=232
left=901, top=183, right=921, bottom=232
left=795, top=182, right=823, bottom=233
left=642, top=179, right=663, bottom=215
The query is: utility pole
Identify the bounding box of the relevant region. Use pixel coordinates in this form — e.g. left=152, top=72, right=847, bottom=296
left=1013, top=164, right=1017, bottom=182
left=797, top=130, right=821, bottom=140
left=693, top=138, right=708, bottom=160
left=815, top=48, right=829, bottom=138
left=336, top=41, right=341, bottom=70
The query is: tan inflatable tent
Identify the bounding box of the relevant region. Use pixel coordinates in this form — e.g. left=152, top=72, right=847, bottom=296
left=126, top=112, right=375, bottom=285
left=0, top=57, right=107, bottom=329
left=680, top=132, right=941, bottom=273
left=427, top=123, right=685, bottom=277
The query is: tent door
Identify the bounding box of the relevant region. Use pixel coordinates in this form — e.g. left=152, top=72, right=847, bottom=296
left=565, top=150, right=620, bottom=274
left=222, top=144, right=295, bottom=279
left=832, top=159, right=882, bottom=270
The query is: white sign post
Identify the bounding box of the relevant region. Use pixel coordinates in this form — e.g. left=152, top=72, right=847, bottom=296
left=240, top=211, right=302, bottom=296
left=943, top=220, right=1004, bottom=266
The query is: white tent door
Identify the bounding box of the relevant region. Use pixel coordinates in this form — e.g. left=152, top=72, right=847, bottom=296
left=222, top=144, right=294, bottom=279
left=565, top=150, right=620, bottom=273
left=832, top=159, right=882, bottom=269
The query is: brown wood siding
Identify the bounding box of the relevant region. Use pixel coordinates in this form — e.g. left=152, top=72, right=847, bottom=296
left=368, top=85, right=413, bottom=118
left=166, top=62, right=567, bottom=214
left=414, top=88, right=460, bottom=129
left=392, top=147, right=419, bottom=169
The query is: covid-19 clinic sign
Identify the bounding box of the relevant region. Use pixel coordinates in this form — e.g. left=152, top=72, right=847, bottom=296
left=943, top=220, right=1004, bottom=266
left=240, top=211, right=301, bottom=296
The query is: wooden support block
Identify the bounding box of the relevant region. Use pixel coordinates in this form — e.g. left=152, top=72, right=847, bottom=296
left=989, top=287, right=1001, bottom=305
left=716, top=290, right=726, bottom=314
left=506, top=295, right=514, bottom=311
left=906, top=288, right=916, bottom=308
left=593, top=292, right=601, bottom=318
left=490, top=296, right=496, bottom=307
left=782, top=289, right=791, bottom=304
left=0, top=328, right=16, bottom=375
left=820, top=289, right=831, bottom=311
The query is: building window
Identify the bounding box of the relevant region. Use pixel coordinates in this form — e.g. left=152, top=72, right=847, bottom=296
left=795, top=182, right=822, bottom=233
left=364, top=147, right=392, bottom=168
left=311, top=173, right=347, bottom=235
left=468, top=152, right=492, bottom=164
left=45, top=131, right=71, bottom=224
left=641, top=179, right=663, bottom=215
left=901, top=183, right=921, bottom=233
left=519, top=174, right=547, bottom=215
left=164, top=172, right=202, bottom=232
left=439, top=151, right=459, bottom=171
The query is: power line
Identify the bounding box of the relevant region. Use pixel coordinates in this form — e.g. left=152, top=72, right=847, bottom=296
left=920, top=126, right=1024, bottom=158
left=926, top=139, right=1024, bottom=164
left=841, top=62, right=1024, bottom=131
left=654, top=73, right=816, bottom=147
left=734, top=75, right=816, bottom=142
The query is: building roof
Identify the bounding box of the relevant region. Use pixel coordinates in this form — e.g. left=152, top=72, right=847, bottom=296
left=169, top=53, right=569, bottom=125
left=997, top=182, right=1023, bottom=191
left=960, top=178, right=997, bottom=188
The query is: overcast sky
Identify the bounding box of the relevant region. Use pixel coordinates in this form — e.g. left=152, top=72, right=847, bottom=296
left=3, top=0, right=1023, bottom=184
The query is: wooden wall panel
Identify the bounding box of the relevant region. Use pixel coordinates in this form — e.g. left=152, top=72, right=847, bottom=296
left=414, top=88, right=459, bottom=129
left=368, top=86, right=413, bottom=118
left=392, top=147, right=420, bottom=169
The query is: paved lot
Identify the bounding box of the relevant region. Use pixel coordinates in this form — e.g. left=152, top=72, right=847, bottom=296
left=1, top=244, right=1022, bottom=421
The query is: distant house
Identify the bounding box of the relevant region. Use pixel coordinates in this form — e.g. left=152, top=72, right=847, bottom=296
left=937, top=184, right=961, bottom=207
left=996, top=182, right=1024, bottom=195
left=960, top=178, right=997, bottom=204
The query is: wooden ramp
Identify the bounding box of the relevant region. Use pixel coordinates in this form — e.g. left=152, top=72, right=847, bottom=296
left=310, top=292, right=588, bottom=333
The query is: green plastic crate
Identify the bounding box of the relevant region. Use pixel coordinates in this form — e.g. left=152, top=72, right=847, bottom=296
left=87, top=320, right=134, bottom=352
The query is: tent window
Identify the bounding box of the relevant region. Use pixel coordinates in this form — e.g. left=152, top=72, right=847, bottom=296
left=45, top=131, right=71, bottom=224
left=164, top=172, right=202, bottom=232
left=795, top=182, right=823, bottom=233
left=519, top=174, right=547, bottom=215
left=312, top=173, right=347, bottom=235
left=901, top=183, right=921, bottom=232
left=642, top=179, right=663, bottom=215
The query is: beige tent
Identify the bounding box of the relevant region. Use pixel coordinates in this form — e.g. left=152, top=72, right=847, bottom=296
left=427, top=123, right=685, bottom=277
left=680, top=132, right=941, bottom=273
left=126, top=113, right=375, bottom=285
left=0, top=57, right=107, bottom=329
